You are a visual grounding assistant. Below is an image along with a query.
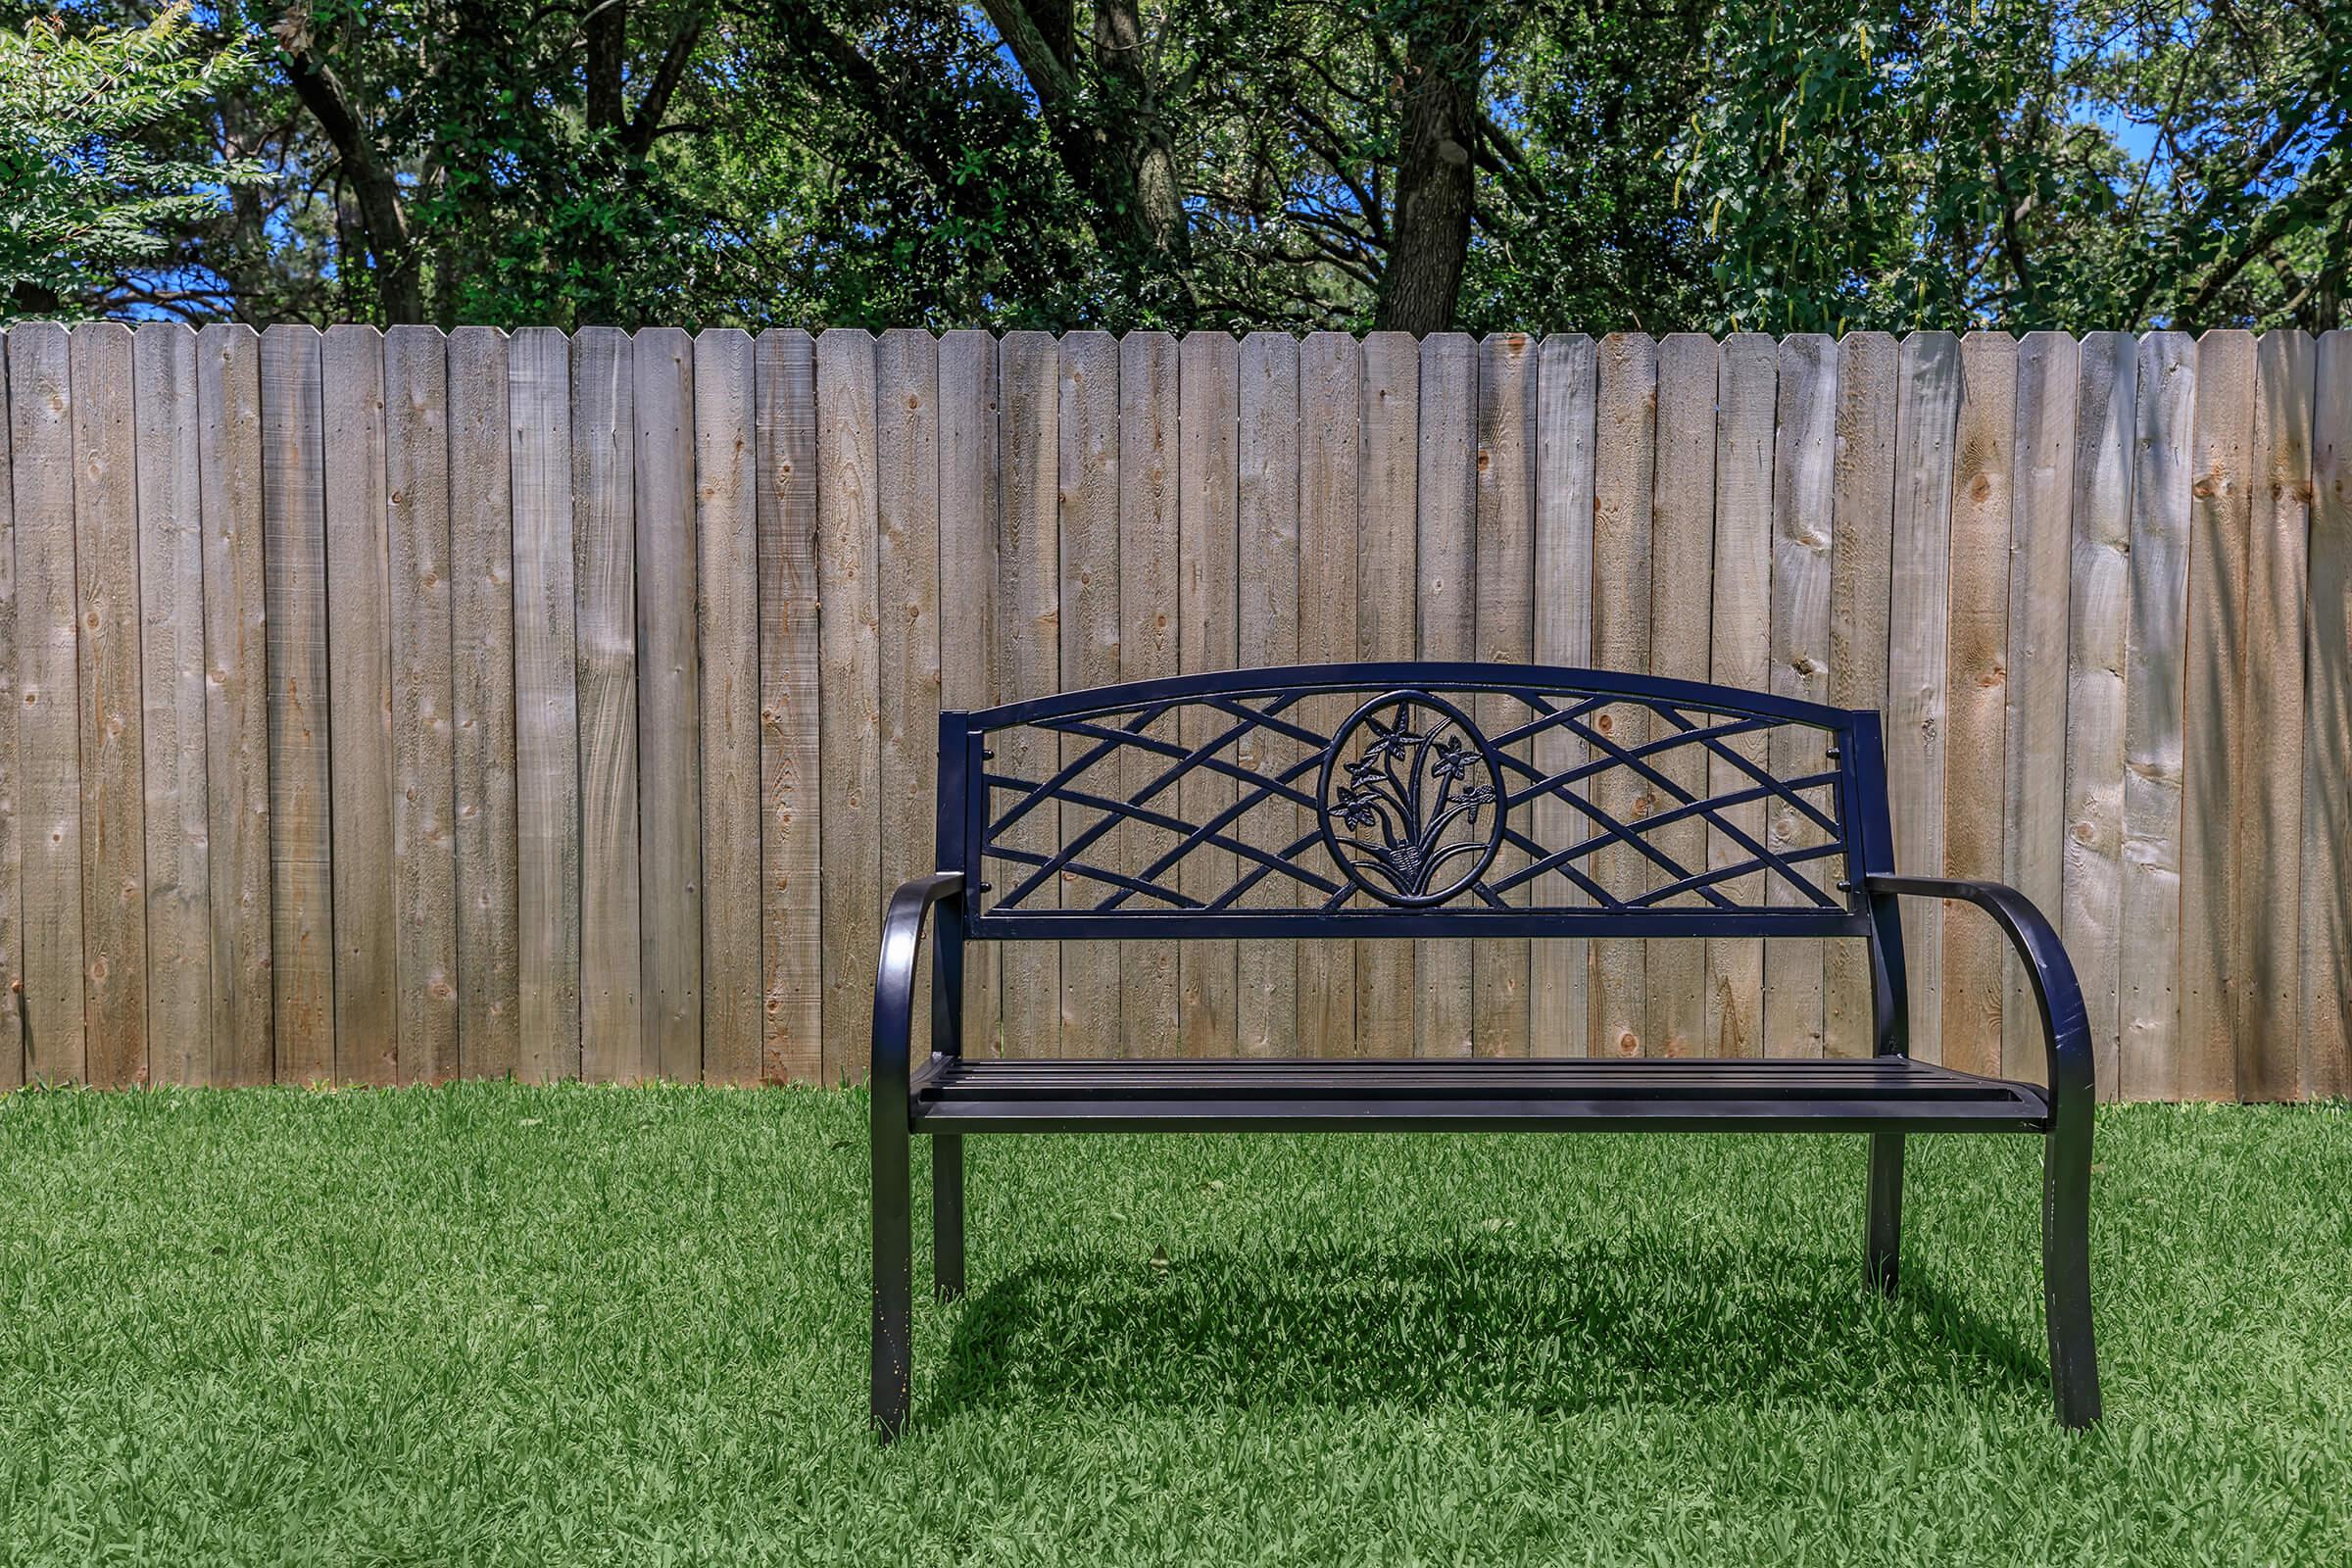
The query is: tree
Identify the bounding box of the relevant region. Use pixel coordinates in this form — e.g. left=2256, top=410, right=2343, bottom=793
left=1, top=3, right=257, bottom=318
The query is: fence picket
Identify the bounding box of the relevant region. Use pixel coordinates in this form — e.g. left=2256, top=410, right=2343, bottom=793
left=132, top=323, right=209, bottom=1086
left=2121, top=332, right=2196, bottom=1100
left=1942, top=331, right=2017, bottom=1079
left=2004, top=333, right=2078, bottom=1087
left=759, top=330, right=823, bottom=1080
left=510, top=327, right=580, bottom=1082
left=73, top=323, right=148, bottom=1086
left=1765, top=333, right=1835, bottom=1059
left=2062, top=332, right=2132, bottom=1098
left=2303, top=332, right=2351, bottom=1100
left=2179, top=330, right=2256, bottom=1102
left=997, top=331, right=1061, bottom=1058
left=1648, top=333, right=1717, bottom=1056
left=1355, top=331, right=1419, bottom=1058
left=1237, top=333, right=1299, bottom=1056
left=1117, top=332, right=1179, bottom=1056
left=1057, top=331, right=1120, bottom=1055
left=1474, top=333, right=1536, bottom=1058
left=1296, top=333, right=1360, bottom=1056
left=572, top=325, right=643, bottom=1082
left=697, top=328, right=762, bottom=1084
left=262, top=325, right=332, bottom=1082
left=1531, top=334, right=1596, bottom=1056
left=386, top=325, right=460, bottom=1084
left=2236, top=332, right=2314, bottom=1101
left=449, top=327, right=519, bottom=1080
left=1824, top=331, right=1897, bottom=1057
left=0, top=329, right=18, bottom=1087
left=1705, top=333, right=1777, bottom=1058
left=1591, top=333, right=1657, bottom=1057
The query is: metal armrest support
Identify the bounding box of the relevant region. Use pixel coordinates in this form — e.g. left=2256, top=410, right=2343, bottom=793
left=872, top=871, right=966, bottom=1116
left=1864, top=874, right=2092, bottom=1113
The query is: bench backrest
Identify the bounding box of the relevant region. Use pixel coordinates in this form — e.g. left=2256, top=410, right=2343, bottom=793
left=941, top=662, right=1895, bottom=942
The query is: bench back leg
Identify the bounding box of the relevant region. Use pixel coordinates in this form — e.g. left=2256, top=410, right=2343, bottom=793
left=934, top=1133, right=966, bottom=1300
left=2042, top=1113, right=2102, bottom=1428
left=872, top=1110, right=913, bottom=1439
left=1866, top=1132, right=1904, bottom=1295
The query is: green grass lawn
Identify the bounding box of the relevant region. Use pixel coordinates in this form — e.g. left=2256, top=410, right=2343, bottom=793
left=0, top=1084, right=2345, bottom=1565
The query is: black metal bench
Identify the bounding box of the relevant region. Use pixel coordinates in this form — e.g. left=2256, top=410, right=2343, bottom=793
left=870, top=664, right=2099, bottom=1435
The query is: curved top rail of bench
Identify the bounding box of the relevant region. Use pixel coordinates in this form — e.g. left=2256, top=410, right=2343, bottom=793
left=961, top=662, right=1859, bottom=733
left=945, top=662, right=1882, bottom=939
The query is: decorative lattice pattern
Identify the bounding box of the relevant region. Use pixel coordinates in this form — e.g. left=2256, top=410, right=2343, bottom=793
left=970, top=673, right=1854, bottom=922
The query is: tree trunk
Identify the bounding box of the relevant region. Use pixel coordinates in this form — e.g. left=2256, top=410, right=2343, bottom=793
left=275, top=16, right=428, bottom=324
left=1377, top=10, right=1480, bottom=335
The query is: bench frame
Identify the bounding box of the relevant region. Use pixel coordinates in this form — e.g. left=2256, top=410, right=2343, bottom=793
left=869, top=663, right=2098, bottom=1435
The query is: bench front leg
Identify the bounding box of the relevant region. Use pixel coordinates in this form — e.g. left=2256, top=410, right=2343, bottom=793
left=870, top=871, right=964, bottom=1441
left=1867, top=874, right=2100, bottom=1428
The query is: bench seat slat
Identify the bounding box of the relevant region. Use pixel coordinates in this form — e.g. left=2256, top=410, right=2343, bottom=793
left=910, top=1055, right=2050, bottom=1133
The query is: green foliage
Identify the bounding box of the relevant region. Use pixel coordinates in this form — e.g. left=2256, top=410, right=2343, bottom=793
left=0, top=1085, right=2347, bottom=1562
left=21, top=0, right=2349, bottom=332
left=0, top=2, right=259, bottom=317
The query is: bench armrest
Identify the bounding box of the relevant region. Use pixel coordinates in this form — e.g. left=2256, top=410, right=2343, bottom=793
left=872, top=872, right=965, bottom=1120
left=1864, top=875, right=2093, bottom=1116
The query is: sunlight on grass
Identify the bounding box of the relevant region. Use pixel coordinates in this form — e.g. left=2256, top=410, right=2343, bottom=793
left=0, top=1084, right=2345, bottom=1564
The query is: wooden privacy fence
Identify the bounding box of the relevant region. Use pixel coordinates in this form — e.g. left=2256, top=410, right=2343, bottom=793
left=0, top=322, right=2343, bottom=1099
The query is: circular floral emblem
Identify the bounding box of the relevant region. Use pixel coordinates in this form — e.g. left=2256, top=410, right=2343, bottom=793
left=1316, top=691, right=1507, bottom=906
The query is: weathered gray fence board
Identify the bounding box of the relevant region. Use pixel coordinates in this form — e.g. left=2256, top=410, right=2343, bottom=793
left=1473, top=333, right=1536, bottom=1058
left=1886, top=331, right=1961, bottom=1063
left=1942, top=330, right=2016, bottom=1079
left=1531, top=333, right=1595, bottom=1055
left=817, top=328, right=883, bottom=1078
left=996, top=331, right=1060, bottom=1058
left=449, top=326, right=520, bottom=1081
left=935, top=329, right=996, bottom=1060
left=1764, top=332, right=1835, bottom=1060
left=4, top=323, right=2341, bottom=1101
left=1116, top=331, right=1179, bottom=1056
left=0, top=329, right=18, bottom=1087
left=1704, top=333, right=1776, bottom=1058
left=2303, top=331, right=2351, bottom=1100
left=322, top=325, right=395, bottom=1085
left=571, top=325, right=644, bottom=1081
left=510, top=326, right=581, bottom=1082
left=262, top=324, right=332, bottom=1083
left=11, top=325, right=87, bottom=1083
left=1590, top=332, right=1656, bottom=1058
left=1415, top=332, right=1476, bottom=1058
left=2004, top=332, right=2079, bottom=1088
left=1237, top=332, right=1299, bottom=1056
left=2237, top=330, right=2313, bottom=1101
left=633, top=327, right=704, bottom=1083
left=876, top=328, right=943, bottom=1066
left=1295, top=332, right=1360, bottom=1056
left=2120, top=332, right=2196, bottom=1100
left=386, top=324, right=460, bottom=1084
left=132, top=322, right=209, bottom=1086
left=1056, top=330, right=1120, bottom=1056
left=1647, top=332, right=1716, bottom=1056
left=2063, top=332, right=2133, bottom=1098
left=2178, top=330, right=2256, bottom=1101
left=758, top=328, right=822, bottom=1081
left=1176, top=330, right=1238, bottom=1057
left=1354, top=331, right=1418, bottom=1058
left=1823, top=331, right=1897, bottom=1057
left=695, top=328, right=762, bottom=1085
left=72, top=322, right=148, bottom=1087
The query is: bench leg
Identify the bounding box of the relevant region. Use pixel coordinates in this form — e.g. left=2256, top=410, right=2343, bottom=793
left=2042, top=1121, right=2102, bottom=1429
left=871, top=1113, right=912, bottom=1440
left=933, top=1133, right=965, bottom=1301
left=1865, top=1132, right=1903, bottom=1295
